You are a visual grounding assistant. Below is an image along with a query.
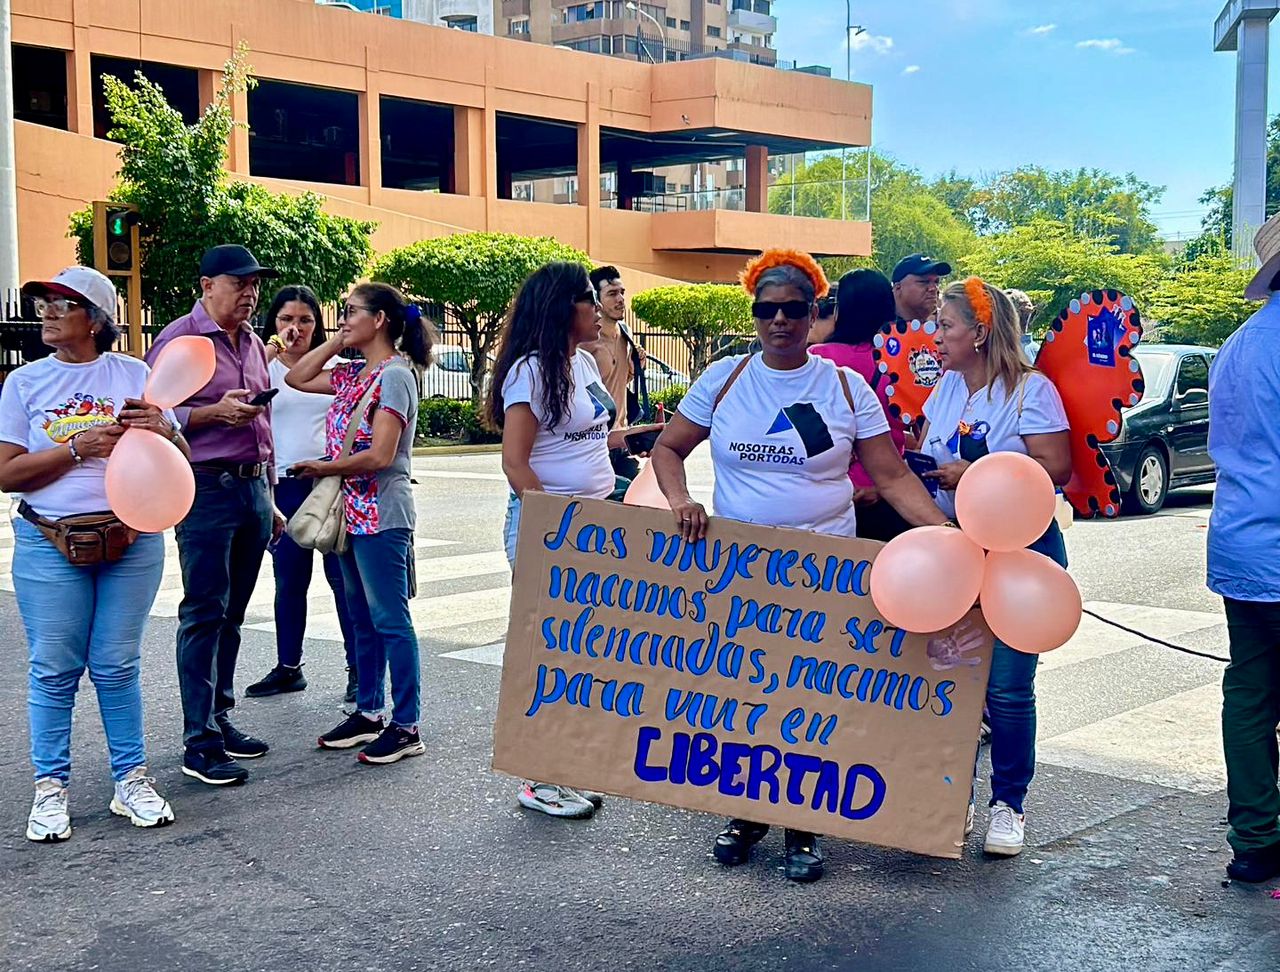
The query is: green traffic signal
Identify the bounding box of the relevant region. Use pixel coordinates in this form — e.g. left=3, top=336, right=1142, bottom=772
left=109, top=215, right=127, bottom=236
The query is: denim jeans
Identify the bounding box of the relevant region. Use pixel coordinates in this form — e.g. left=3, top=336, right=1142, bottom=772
left=338, top=528, right=419, bottom=728
left=272, top=477, right=355, bottom=669
left=503, top=493, right=522, bottom=570
left=174, top=470, right=273, bottom=752
left=13, top=520, right=165, bottom=783
left=983, top=519, right=1068, bottom=814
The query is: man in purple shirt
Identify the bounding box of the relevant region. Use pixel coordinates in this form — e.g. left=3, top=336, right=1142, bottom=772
left=146, top=245, right=283, bottom=787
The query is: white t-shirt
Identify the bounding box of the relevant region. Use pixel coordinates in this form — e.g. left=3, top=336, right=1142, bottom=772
left=0, top=353, right=172, bottom=519
left=678, top=353, right=890, bottom=537
left=269, top=357, right=337, bottom=476
left=921, top=370, right=1070, bottom=517
left=502, top=349, right=616, bottom=500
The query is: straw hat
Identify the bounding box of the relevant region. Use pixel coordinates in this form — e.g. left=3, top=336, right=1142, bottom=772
left=1245, top=212, right=1280, bottom=300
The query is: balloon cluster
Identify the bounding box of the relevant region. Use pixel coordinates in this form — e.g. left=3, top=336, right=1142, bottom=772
left=105, top=337, right=216, bottom=533
left=870, top=453, right=1082, bottom=654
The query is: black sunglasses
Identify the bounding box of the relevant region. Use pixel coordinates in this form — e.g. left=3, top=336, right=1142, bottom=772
left=573, top=289, right=599, bottom=305
left=752, top=300, right=811, bottom=321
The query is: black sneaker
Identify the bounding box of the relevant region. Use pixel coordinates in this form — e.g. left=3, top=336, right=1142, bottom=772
left=344, top=666, right=358, bottom=705
left=218, top=719, right=270, bottom=760
left=245, top=664, right=307, bottom=698
left=1226, top=841, right=1280, bottom=883
left=181, top=748, right=249, bottom=787
left=713, top=819, right=770, bottom=866
left=318, top=712, right=385, bottom=750
left=783, top=829, right=824, bottom=883
left=357, top=725, right=426, bottom=765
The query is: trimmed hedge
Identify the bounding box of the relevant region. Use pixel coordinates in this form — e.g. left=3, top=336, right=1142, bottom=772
left=417, top=398, right=501, bottom=445
left=650, top=383, right=688, bottom=415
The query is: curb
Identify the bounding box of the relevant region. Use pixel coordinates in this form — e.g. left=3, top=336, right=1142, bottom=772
left=412, top=443, right=502, bottom=457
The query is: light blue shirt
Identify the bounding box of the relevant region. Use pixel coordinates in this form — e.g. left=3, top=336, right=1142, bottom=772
left=1207, top=292, right=1280, bottom=601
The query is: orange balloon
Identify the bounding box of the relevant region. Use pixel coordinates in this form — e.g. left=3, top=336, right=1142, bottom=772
left=870, top=525, right=986, bottom=634
left=980, top=549, right=1082, bottom=653
left=623, top=461, right=670, bottom=510
left=955, top=452, right=1056, bottom=552
left=144, top=335, right=217, bottom=409
left=104, top=428, right=195, bottom=533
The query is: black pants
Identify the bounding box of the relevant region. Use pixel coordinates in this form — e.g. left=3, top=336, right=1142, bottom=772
left=610, top=447, right=639, bottom=481
left=854, top=499, right=912, bottom=543
left=1222, top=598, right=1280, bottom=853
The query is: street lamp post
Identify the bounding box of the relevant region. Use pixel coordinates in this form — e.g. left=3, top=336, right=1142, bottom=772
left=626, top=1, right=666, bottom=63
left=843, top=1, right=870, bottom=223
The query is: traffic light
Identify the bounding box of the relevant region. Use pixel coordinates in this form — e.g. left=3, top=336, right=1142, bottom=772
left=104, top=206, right=139, bottom=272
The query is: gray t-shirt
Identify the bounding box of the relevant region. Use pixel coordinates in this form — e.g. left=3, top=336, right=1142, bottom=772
left=329, top=357, right=419, bottom=535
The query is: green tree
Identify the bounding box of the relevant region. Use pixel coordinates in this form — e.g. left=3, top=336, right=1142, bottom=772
left=69, top=47, right=375, bottom=327
left=371, top=232, right=590, bottom=405
left=630, top=284, right=751, bottom=377
left=771, top=152, right=977, bottom=280
left=1145, top=252, right=1255, bottom=346
left=961, top=219, right=1166, bottom=328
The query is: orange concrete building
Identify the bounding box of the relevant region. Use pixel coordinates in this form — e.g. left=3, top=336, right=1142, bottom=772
left=10, top=0, right=871, bottom=287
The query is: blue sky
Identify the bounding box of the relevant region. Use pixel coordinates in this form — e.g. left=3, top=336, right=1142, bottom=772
left=774, top=0, right=1248, bottom=239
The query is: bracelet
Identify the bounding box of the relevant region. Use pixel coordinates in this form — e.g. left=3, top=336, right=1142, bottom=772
left=68, top=435, right=84, bottom=464
left=942, top=519, right=960, bottom=529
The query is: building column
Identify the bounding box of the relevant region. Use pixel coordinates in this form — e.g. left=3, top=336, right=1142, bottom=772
left=1233, top=16, right=1270, bottom=260
left=483, top=66, right=499, bottom=227
left=745, top=145, right=768, bottom=213
left=578, top=82, right=601, bottom=254
left=616, top=160, right=634, bottom=210
left=67, top=0, right=93, bottom=135
left=359, top=46, right=382, bottom=200
left=452, top=107, right=484, bottom=196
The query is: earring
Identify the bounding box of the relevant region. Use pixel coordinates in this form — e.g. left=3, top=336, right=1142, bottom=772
left=973, top=341, right=982, bottom=353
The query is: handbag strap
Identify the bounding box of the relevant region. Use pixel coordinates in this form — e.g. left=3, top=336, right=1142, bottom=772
left=337, top=363, right=387, bottom=460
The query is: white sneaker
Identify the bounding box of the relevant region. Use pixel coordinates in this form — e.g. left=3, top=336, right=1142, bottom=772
left=517, top=781, right=595, bottom=819
left=110, top=767, right=175, bottom=829
left=573, top=788, right=605, bottom=808
left=964, top=800, right=975, bottom=837
left=27, top=778, right=71, bottom=843
left=984, top=801, right=1025, bottom=856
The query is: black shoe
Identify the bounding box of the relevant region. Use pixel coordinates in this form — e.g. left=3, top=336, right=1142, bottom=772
left=344, top=666, right=358, bottom=705
left=1226, top=841, right=1280, bottom=883
left=784, top=829, right=824, bottom=883
left=319, top=712, right=385, bottom=750
left=357, top=725, right=426, bottom=765
left=245, top=664, right=307, bottom=698
left=218, top=719, right=269, bottom=760
left=712, top=819, right=770, bottom=866
left=181, top=748, right=249, bottom=786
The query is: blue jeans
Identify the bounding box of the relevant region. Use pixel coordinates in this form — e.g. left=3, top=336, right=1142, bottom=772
left=14, top=520, right=165, bottom=783
left=983, top=520, right=1069, bottom=813
left=272, top=477, right=355, bottom=668
left=175, top=471, right=273, bottom=751
left=338, top=528, right=420, bottom=728
left=503, top=493, right=521, bottom=570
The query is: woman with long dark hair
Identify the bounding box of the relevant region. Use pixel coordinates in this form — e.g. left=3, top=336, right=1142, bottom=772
left=285, top=283, right=433, bottom=766
left=486, top=261, right=632, bottom=818
left=244, top=286, right=357, bottom=703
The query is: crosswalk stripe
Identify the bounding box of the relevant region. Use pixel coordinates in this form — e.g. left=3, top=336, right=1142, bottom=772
left=1040, top=600, right=1224, bottom=672
left=244, top=585, right=512, bottom=641
left=440, top=642, right=507, bottom=666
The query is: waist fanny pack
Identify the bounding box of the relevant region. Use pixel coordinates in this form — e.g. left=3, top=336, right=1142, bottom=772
left=18, top=500, right=138, bottom=566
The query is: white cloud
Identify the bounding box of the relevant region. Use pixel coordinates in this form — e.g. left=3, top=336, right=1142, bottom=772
left=847, top=32, right=894, bottom=55
left=902, top=65, right=921, bottom=75
left=1025, top=23, right=1056, bottom=36
left=1076, top=37, right=1136, bottom=54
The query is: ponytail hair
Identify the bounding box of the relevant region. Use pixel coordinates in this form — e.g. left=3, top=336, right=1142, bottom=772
left=350, top=282, right=435, bottom=368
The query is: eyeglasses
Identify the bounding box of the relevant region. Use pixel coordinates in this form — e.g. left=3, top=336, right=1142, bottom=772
left=339, top=303, right=372, bottom=320
left=34, top=297, right=84, bottom=318
left=573, top=290, right=600, bottom=306
left=752, top=300, right=811, bottom=321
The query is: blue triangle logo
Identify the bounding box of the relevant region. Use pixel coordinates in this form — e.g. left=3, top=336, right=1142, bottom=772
left=766, top=410, right=793, bottom=435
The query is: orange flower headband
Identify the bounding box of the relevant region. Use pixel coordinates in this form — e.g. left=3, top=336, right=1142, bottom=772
left=963, top=276, right=994, bottom=328
left=740, top=249, right=830, bottom=299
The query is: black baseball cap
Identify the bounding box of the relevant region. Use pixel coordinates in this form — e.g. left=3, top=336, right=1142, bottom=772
left=892, top=253, right=952, bottom=283
left=199, top=244, right=279, bottom=280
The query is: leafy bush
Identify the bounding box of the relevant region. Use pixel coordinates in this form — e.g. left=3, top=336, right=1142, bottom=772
left=630, top=285, right=751, bottom=378
left=650, top=383, right=688, bottom=414
left=416, top=398, right=502, bottom=445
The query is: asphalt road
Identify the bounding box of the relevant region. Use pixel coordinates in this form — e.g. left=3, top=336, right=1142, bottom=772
left=0, top=455, right=1275, bottom=972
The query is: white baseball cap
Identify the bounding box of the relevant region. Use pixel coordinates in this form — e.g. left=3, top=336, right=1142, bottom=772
left=22, top=266, right=119, bottom=321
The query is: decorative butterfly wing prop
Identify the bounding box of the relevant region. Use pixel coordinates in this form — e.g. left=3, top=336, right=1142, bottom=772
left=1035, top=290, right=1145, bottom=519
left=870, top=319, right=944, bottom=428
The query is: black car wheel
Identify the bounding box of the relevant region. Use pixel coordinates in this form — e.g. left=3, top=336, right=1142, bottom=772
left=1125, top=445, right=1168, bottom=515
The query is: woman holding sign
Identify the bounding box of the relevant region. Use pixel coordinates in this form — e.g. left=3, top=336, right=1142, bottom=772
left=487, top=261, right=665, bottom=820
left=650, top=249, right=948, bottom=882
left=918, top=278, right=1071, bottom=857
left=0, top=267, right=189, bottom=842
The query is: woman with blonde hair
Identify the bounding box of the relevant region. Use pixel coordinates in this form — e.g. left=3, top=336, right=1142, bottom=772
left=919, top=277, right=1072, bottom=857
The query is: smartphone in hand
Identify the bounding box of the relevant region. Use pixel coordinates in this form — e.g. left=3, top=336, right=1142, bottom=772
left=903, top=450, right=940, bottom=496
left=247, top=388, right=280, bottom=407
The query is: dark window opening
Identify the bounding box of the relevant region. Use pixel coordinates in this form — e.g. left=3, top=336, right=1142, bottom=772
left=444, top=15, right=479, bottom=30
left=92, top=56, right=199, bottom=140
left=496, top=114, right=578, bottom=200
left=12, top=45, right=67, bottom=130
left=381, top=97, right=456, bottom=192
left=249, top=80, right=360, bottom=186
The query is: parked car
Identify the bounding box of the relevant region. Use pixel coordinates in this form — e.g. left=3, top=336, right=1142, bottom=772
left=1099, top=344, right=1216, bottom=515
left=644, top=353, right=688, bottom=393
left=422, top=343, right=484, bottom=401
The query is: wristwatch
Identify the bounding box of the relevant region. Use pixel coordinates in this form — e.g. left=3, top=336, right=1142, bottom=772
left=168, top=418, right=182, bottom=442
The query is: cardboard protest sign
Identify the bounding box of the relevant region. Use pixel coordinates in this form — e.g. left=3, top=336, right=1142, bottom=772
left=493, top=492, right=993, bottom=860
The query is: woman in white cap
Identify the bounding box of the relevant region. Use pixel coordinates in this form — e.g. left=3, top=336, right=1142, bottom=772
left=0, top=267, right=189, bottom=842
